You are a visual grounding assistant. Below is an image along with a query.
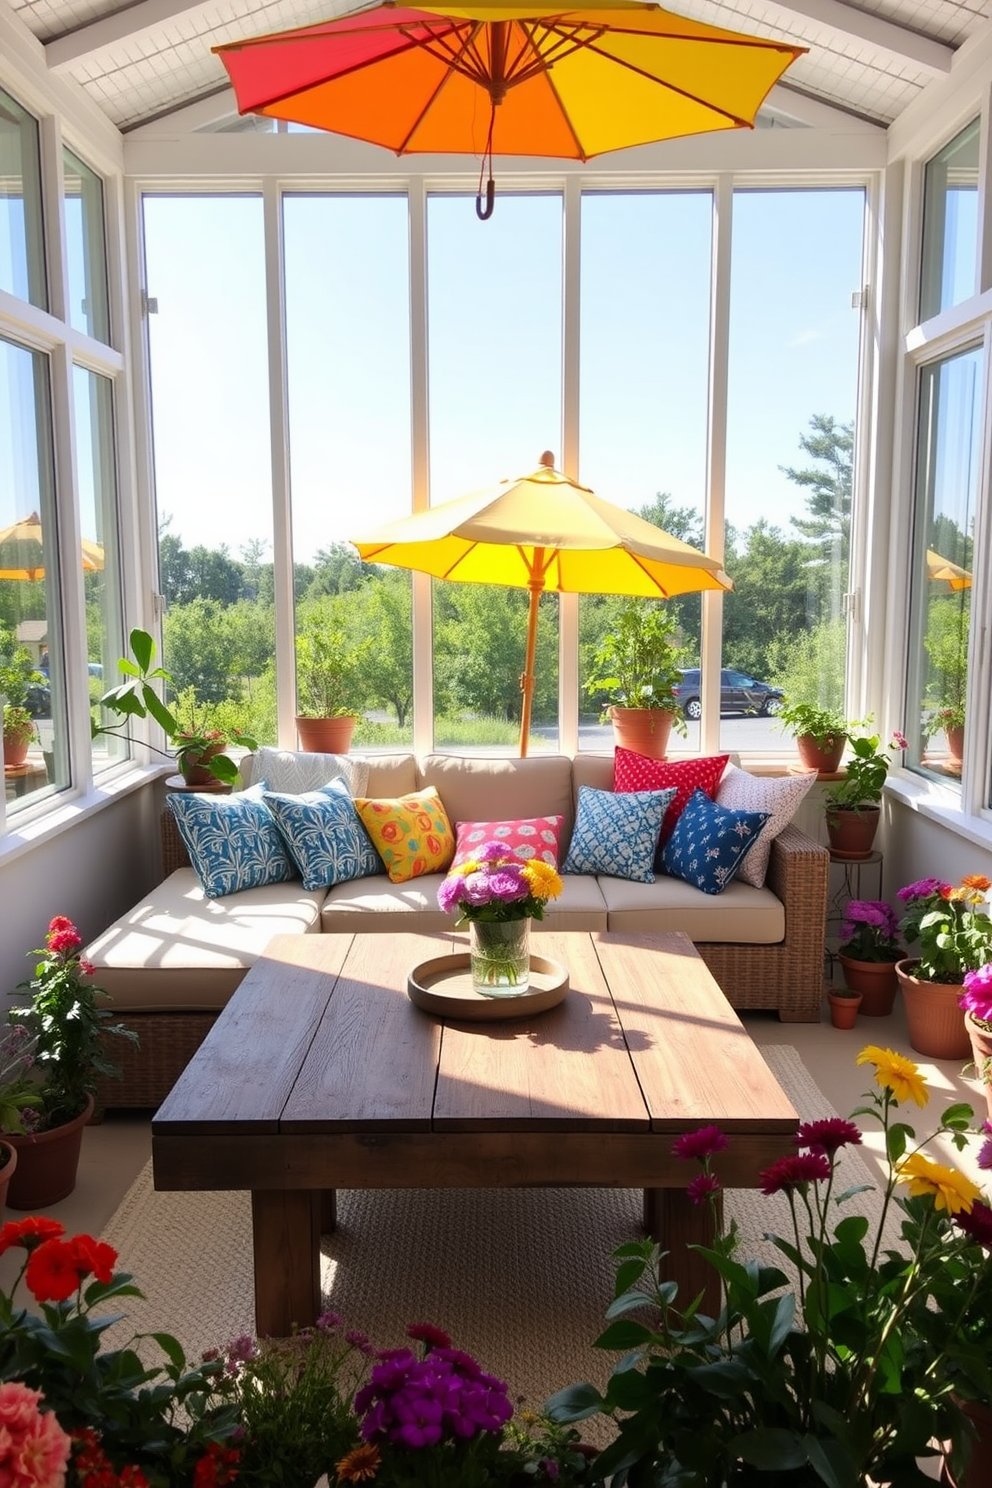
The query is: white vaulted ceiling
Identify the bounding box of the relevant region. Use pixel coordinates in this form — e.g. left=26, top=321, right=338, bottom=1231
left=6, top=0, right=989, bottom=136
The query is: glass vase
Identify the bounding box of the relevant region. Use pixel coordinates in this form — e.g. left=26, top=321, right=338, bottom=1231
left=469, top=918, right=531, bottom=996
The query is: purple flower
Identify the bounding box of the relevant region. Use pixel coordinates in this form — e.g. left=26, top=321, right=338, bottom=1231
left=672, top=1125, right=729, bottom=1162
left=437, top=875, right=468, bottom=914
left=960, top=964, right=992, bottom=1022
left=977, top=1134, right=992, bottom=1171
left=687, top=1173, right=721, bottom=1206
left=316, top=1310, right=341, bottom=1331
left=478, top=841, right=512, bottom=862
left=897, top=877, right=947, bottom=902
left=486, top=868, right=530, bottom=903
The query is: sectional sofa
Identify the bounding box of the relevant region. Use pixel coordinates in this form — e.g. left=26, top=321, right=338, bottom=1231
left=86, top=749, right=829, bottom=1108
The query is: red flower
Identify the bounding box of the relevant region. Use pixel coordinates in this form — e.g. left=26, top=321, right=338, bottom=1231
left=687, top=1173, right=721, bottom=1206
left=193, top=1441, right=240, bottom=1487
left=407, top=1322, right=452, bottom=1349
left=956, top=1200, right=992, bottom=1250
left=79, top=959, right=96, bottom=978
left=672, top=1125, right=729, bottom=1162
left=47, top=915, right=75, bottom=934
left=48, top=927, right=83, bottom=955
left=0, top=1215, right=65, bottom=1257
left=759, top=1152, right=832, bottom=1195
left=25, top=1233, right=117, bottom=1302
left=795, top=1118, right=862, bottom=1156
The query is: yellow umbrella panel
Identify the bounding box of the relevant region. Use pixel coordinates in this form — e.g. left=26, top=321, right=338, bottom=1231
left=926, top=549, right=972, bottom=591
left=352, top=454, right=731, bottom=754
left=0, top=512, right=104, bottom=581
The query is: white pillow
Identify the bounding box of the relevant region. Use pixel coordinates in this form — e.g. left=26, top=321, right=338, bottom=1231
left=248, top=746, right=370, bottom=798
left=715, top=763, right=816, bottom=887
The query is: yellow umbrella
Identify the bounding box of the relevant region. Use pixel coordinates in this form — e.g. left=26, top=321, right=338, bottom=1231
left=0, top=512, right=104, bottom=581
left=926, top=548, right=972, bottom=591
left=352, top=452, right=732, bottom=755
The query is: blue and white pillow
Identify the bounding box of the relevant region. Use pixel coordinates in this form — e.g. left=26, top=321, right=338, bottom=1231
left=263, top=777, right=383, bottom=891
left=167, top=781, right=295, bottom=899
left=563, top=786, right=676, bottom=883
left=661, top=787, right=770, bottom=895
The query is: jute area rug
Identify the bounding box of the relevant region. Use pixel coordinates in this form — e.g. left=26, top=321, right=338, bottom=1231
left=101, top=1045, right=892, bottom=1422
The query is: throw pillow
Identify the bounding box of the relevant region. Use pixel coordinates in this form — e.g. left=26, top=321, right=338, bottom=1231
left=249, top=746, right=370, bottom=798
left=263, top=777, right=383, bottom=891
left=613, top=747, right=730, bottom=851
left=167, top=782, right=295, bottom=899
left=661, top=787, right=770, bottom=895
left=562, top=786, right=676, bottom=883
left=715, top=762, right=817, bottom=887
left=352, top=787, right=455, bottom=884
left=451, top=816, right=564, bottom=870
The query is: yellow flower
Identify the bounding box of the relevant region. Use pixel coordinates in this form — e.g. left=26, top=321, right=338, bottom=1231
left=856, top=1045, right=930, bottom=1107
left=896, top=1152, right=980, bottom=1213
left=521, top=859, right=563, bottom=900
left=335, top=1443, right=382, bottom=1482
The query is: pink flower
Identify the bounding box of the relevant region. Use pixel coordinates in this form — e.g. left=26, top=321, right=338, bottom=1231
left=759, top=1152, right=832, bottom=1195
left=407, top=1322, right=452, bottom=1349
left=485, top=869, right=529, bottom=903
left=0, top=1381, right=71, bottom=1488
left=897, top=878, right=947, bottom=903
left=795, top=1118, right=862, bottom=1155
left=436, top=876, right=468, bottom=914
left=960, top=964, right=992, bottom=1022
left=687, top=1173, right=721, bottom=1206
left=672, top=1125, right=728, bottom=1162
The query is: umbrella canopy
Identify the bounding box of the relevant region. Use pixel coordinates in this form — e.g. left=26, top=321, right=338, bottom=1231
left=352, top=452, right=732, bottom=754
left=926, top=548, right=972, bottom=591
left=215, top=0, right=806, bottom=216
left=0, top=513, right=104, bottom=581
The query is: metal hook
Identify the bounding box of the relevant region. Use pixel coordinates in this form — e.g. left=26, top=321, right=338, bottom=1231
left=475, top=177, right=495, bottom=220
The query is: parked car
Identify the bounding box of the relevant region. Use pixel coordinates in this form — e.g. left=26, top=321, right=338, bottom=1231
left=674, top=668, right=784, bottom=720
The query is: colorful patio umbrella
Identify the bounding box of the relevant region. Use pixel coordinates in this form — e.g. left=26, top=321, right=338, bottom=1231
left=0, top=513, right=104, bottom=581
left=926, top=548, right=972, bottom=591
left=214, top=0, right=806, bottom=217
left=351, top=452, right=732, bottom=755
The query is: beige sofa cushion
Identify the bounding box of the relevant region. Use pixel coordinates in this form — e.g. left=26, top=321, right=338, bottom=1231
left=417, top=755, right=575, bottom=846
left=597, top=874, right=785, bottom=942
left=85, top=868, right=324, bottom=1011
left=320, top=869, right=608, bottom=934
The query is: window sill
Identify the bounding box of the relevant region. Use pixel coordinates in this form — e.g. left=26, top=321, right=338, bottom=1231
left=0, top=763, right=166, bottom=867
left=885, top=771, right=992, bottom=854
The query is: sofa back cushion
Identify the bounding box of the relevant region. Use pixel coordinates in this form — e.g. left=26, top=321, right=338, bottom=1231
left=417, top=754, right=575, bottom=844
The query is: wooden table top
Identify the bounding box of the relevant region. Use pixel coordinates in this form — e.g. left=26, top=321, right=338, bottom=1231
left=154, top=930, right=797, bottom=1141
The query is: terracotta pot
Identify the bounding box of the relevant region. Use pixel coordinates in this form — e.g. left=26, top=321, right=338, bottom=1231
left=796, top=732, right=846, bottom=774
left=5, top=1093, right=95, bottom=1209
left=942, top=1396, right=992, bottom=1488
left=837, top=954, right=899, bottom=1016
left=0, top=1141, right=18, bottom=1223
left=3, top=735, right=31, bottom=768
left=295, top=715, right=358, bottom=754
left=828, top=989, right=862, bottom=1028
left=179, top=742, right=224, bottom=786
left=946, top=725, right=965, bottom=768
left=895, top=959, right=970, bottom=1060
left=825, top=806, right=880, bottom=859
left=965, top=1012, right=992, bottom=1120
left=609, top=707, right=673, bottom=761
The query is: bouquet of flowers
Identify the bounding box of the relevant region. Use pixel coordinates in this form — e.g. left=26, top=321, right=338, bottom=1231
left=837, top=898, right=902, bottom=962
left=437, top=844, right=563, bottom=924
left=549, top=1045, right=992, bottom=1487
left=898, top=874, right=992, bottom=983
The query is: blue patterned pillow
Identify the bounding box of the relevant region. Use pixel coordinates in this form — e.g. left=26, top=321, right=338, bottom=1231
left=263, top=777, right=382, bottom=891
left=167, top=782, right=295, bottom=899
left=661, top=787, right=770, bottom=895
left=563, top=786, right=676, bottom=883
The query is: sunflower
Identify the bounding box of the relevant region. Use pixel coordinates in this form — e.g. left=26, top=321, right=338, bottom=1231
left=335, top=1442, right=382, bottom=1482
left=896, top=1152, right=981, bottom=1214
left=856, top=1045, right=929, bottom=1107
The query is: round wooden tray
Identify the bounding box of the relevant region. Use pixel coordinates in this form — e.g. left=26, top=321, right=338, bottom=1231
left=407, top=953, right=569, bottom=1021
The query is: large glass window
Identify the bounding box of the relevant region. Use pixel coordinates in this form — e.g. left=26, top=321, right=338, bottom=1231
left=579, top=191, right=711, bottom=754
left=907, top=345, right=983, bottom=786
left=920, top=120, right=980, bottom=323
left=427, top=193, right=563, bottom=754
left=284, top=194, right=412, bottom=752
left=74, top=366, right=125, bottom=775
left=63, top=146, right=110, bottom=343
left=0, top=85, right=46, bottom=310
left=724, top=188, right=866, bottom=753
left=142, top=194, right=274, bottom=748
left=0, top=336, right=64, bottom=810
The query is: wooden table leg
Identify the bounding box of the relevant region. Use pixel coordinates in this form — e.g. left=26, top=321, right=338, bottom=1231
left=643, top=1187, right=723, bottom=1316
left=319, top=1190, right=337, bottom=1233
left=251, top=1189, right=321, bottom=1336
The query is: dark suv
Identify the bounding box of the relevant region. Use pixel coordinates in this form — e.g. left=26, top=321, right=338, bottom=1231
left=673, top=668, right=784, bottom=721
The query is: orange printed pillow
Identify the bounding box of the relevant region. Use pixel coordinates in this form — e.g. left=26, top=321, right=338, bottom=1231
left=352, top=787, right=455, bottom=884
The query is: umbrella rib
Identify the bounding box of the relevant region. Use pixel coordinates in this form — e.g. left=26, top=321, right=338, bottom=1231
left=520, top=20, right=587, bottom=160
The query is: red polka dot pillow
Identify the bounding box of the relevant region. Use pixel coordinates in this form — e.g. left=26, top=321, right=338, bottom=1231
left=451, top=816, right=564, bottom=870
left=613, top=747, right=730, bottom=851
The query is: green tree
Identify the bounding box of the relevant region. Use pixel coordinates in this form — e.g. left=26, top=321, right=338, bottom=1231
left=352, top=574, right=413, bottom=727
left=782, top=413, right=853, bottom=563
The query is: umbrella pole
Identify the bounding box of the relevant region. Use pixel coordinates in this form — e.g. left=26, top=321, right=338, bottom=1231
left=518, top=577, right=543, bottom=758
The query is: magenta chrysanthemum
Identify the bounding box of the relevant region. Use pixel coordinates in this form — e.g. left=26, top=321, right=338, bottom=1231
left=795, top=1118, right=862, bottom=1156
left=687, top=1173, right=721, bottom=1206
left=672, top=1125, right=729, bottom=1162
left=759, top=1152, right=832, bottom=1195
left=956, top=1201, right=992, bottom=1249
left=897, top=877, right=947, bottom=902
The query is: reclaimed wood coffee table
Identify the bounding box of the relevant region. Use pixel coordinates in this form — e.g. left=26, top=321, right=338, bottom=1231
left=152, top=929, right=798, bottom=1335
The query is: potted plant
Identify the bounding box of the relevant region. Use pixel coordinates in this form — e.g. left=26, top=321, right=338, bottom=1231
left=584, top=600, right=687, bottom=760
left=3, top=915, right=138, bottom=1208
left=836, top=898, right=903, bottom=1015
left=896, top=875, right=992, bottom=1059
left=823, top=724, right=907, bottom=858
left=549, top=1045, right=992, bottom=1487
left=2, top=703, right=36, bottom=769
left=94, top=628, right=256, bottom=785
left=827, top=983, right=862, bottom=1027
left=777, top=699, right=848, bottom=774
left=295, top=624, right=372, bottom=754
left=925, top=701, right=967, bottom=772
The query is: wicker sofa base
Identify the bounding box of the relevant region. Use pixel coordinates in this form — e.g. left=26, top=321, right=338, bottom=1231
left=96, top=1011, right=219, bottom=1111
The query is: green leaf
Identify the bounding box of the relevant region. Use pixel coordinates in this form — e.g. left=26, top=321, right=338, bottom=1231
left=596, top=1319, right=655, bottom=1350
left=130, top=627, right=155, bottom=671
left=543, top=1383, right=604, bottom=1422
left=732, top=1427, right=808, bottom=1470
